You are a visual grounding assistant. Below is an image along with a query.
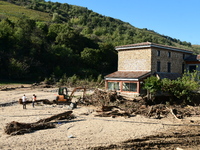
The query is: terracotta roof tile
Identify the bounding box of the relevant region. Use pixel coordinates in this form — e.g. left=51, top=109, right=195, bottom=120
left=105, top=71, right=151, bottom=79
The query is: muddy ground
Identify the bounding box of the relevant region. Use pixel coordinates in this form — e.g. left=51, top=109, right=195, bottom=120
left=85, top=89, right=200, bottom=150
left=0, top=84, right=200, bottom=150
left=92, top=125, right=200, bottom=150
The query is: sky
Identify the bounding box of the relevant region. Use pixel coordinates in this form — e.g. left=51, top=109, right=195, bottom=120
left=49, top=0, right=200, bottom=45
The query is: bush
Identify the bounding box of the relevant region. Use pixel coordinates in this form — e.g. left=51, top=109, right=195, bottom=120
left=143, top=71, right=200, bottom=105
left=161, top=71, right=199, bottom=104
left=67, top=74, right=79, bottom=86
left=143, top=76, right=161, bottom=94
left=44, top=74, right=56, bottom=85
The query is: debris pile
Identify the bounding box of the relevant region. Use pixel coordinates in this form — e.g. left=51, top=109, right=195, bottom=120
left=95, top=105, right=131, bottom=118
left=81, top=89, right=200, bottom=119
left=80, top=89, right=120, bottom=106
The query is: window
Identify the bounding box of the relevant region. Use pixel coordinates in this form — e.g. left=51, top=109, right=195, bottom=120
left=157, top=61, right=161, bottom=72
left=167, top=62, right=171, bottom=73
left=189, top=65, right=196, bottom=72
left=183, top=54, right=185, bottom=59
left=108, top=82, right=120, bottom=91
left=182, top=63, right=185, bottom=73
left=122, top=82, right=137, bottom=92
left=157, top=50, right=160, bottom=56
left=168, top=52, right=171, bottom=58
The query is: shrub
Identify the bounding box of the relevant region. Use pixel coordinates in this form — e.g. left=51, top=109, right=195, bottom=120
left=143, top=71, right=200, bottom=105
left=161, top=71, right=199, bottom=104
left=143, top=76, right=161, bottom=94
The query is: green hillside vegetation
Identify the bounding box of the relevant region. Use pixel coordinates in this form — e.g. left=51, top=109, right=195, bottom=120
left=0, top=0, right=200, bottom=82
left=0, top=0, right=197, bottom=49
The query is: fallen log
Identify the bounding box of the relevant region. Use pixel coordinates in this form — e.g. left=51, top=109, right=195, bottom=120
left=4, top=111, right=73, bottom=135
left=38, top=99, right=54, bottom=105
left=96, top=106, right=131, bottom=118
left=36, top=111, right=73, bottom=123
left=101, top=105, right=122, bottom=111
left=166, top=107, right=181, bottom=120
left=4, top=121, right=55, bottom=135
left=95, top=109, right=131, bottom=118
left=19, top=99, right=54, bottom=105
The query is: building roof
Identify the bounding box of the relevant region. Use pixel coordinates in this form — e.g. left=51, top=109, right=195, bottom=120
left=155, top=72, right=182, bottom=80
left=105, top=71, right=151, bottom=81
left=184, top=55, right=200, bottom=61
left=115, top=42, right=193, bottom=54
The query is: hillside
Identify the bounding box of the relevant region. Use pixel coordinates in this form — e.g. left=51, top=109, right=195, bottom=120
left=0, top=1, right=51, bottom=21
left=0, top=0, right=197, bottom=49
left=0, top=0, right=200, bottom=81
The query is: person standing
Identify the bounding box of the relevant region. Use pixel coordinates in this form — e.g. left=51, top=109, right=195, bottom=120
left=22, top=94, right=27, bottom=109
left=32, top=94, right=36, bottom=108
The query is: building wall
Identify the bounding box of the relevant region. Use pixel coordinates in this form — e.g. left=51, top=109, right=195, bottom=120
left=151, top=48, right=191, bottom=74
left=118, top=47, right=192, bottom=74
left=118, top=48, right=152, bottom=71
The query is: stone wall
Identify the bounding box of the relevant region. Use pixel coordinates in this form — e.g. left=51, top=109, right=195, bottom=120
left=117, top=47, right=192, bottom=74
left=151, top=48, right=189, bottom=74
left=118, top=48, right=151, bottom=71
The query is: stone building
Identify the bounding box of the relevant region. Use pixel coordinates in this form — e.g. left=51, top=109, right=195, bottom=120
left=105, top=42, right=197, bottom=95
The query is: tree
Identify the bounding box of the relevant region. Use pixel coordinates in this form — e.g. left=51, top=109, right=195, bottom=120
left=81, top=48, right=100, bottom=65
left=143, top=76, right=161, bottom=100
left=0, top=19, right=15, bottom=78
left=52, top=13, right=61, bottom=23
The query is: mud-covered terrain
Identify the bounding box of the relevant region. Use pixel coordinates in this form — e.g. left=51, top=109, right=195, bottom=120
left=0, top=84, right=200, bottom=150
left=92, top=124, right=200, bottom=150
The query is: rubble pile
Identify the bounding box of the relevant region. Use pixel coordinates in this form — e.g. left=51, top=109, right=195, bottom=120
left=81, top=89, right=200, bottom=119
left=80, top=89, right=120, bottom=106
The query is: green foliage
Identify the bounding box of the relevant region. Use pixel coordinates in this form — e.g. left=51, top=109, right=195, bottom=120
left=68, top=74, right=79, bottom=85
left=52, top=13, right=61, bottom=23
left=57, top=73, right=68, bottom=86
left=144, top=71, right=200, bottom=104
left=0, top=0, right=195, bottom=50
left=56, top=74, right=104, bottom=88
left=97, top=74, right=103, bottom=83
left=81, top=48, right=100, bottom=65
left=44, top=74, right=56, bottom=85
left=8, top=58, right=29, bottom=79
left=143, top=76, right=161, bottom=94
left=0, top=1, right=51, bottom=22
left=161, top=71, right=199, bottom=103
left=0, top=0, right=199, bottom=81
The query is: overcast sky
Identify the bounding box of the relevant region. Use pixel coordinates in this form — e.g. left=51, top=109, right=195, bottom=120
left=49, top=0, right=200, bottom=45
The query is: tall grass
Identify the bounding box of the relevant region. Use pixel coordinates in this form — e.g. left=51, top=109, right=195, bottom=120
left=0, top=1, right=51, bottom=22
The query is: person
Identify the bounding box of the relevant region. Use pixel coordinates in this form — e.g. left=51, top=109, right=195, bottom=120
left=32, top=94, right=36, bottom=108
left=22, top=94, right=27, bottom=109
